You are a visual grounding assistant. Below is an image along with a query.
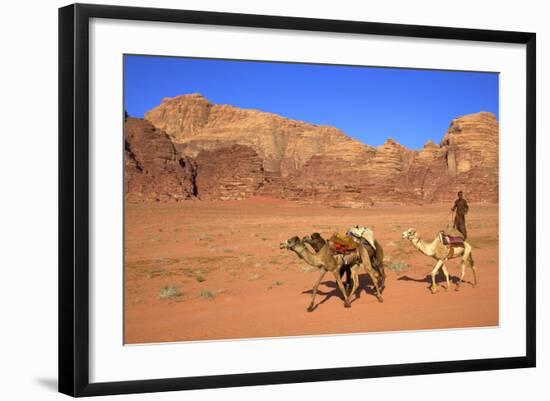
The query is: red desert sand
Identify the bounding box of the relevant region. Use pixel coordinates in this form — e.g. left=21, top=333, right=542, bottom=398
left=124, top=197, right=498, bottom=344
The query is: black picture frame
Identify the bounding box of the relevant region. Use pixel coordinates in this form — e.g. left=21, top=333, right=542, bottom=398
left=59, top=3, right=536, bottom=397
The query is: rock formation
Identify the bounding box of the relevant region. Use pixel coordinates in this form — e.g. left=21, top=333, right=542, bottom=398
left=193, top=144, right=266, bottom=200
left=124, top=94, right=499, bottom=205
left=145, top=94, right=373, bottom=177
left=124, top=117, right=197, bottom=202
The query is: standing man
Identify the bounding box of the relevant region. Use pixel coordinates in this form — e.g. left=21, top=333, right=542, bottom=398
left=451, top=191, right=469, bottom=239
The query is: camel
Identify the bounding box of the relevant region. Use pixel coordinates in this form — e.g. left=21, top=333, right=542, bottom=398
left=280, top=235, right=384, bottom=311
left=352, top=239, right=386, bottom=298
left=302, top=233, right=353, bottom=288
left=401, top=228, right=477, bottom=293
left=280, top=236, right=353, bottom=311
left=303, top=232, right=386, bottom=297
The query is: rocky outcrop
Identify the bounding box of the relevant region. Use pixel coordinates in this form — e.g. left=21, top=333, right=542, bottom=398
left=403, top=140, right=450, bottom=202
left=193, top=145, right=266, bottom=200
left=130, top=95, right=499, bottom=205
left=124, top=118, right=197, bottom=202
left=441, top=112, right=498, bottom=177
left=261, top=155, right=370, bottom=207
left=145, top=94, right=373, bottom=177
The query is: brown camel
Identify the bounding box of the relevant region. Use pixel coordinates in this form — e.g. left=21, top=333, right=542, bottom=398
left=302, top=233, right=352, bottom=288
left=280, top=236, right=352, bottom=311
left=303, top=232, right=386, bottom=297
left=348, top=239, right=386, bottom=302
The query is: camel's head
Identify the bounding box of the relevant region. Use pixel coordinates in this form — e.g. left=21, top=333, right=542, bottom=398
left=280, top=236, right=302, bottom=250
left=302, top=232, right=322, bottom=244
left=401, top=228, right=417, bottom=240
left=302, top=233, right=326, bottom=252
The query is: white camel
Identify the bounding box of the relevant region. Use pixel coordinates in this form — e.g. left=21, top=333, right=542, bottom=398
left=401, top=228, right=477, bottom=293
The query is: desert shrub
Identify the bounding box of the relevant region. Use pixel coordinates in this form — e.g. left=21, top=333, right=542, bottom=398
left=199, top=290, right=214, bottom=299
left=158, top=285, right=182, bottom=300
left=268, top=280, right=283, bottom=290
left=387, top=260, right=408, bottom=272
left=197, top=233, right=212, bottom=242
left=249, top=272, right=262, bottom=281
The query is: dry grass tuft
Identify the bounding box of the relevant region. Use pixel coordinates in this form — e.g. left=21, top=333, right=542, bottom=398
left=158, top=285, right=182, bottom=300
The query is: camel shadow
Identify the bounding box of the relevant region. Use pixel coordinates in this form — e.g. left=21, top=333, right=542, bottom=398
left=349, top=273, right=379, bottom=301
left=301, top=273, right=378, bottom=311
left=398, top=271, right=474, bottom=288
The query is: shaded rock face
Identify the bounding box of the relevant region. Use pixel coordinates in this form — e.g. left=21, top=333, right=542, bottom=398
left=124, top=118, right=197, bottom=202
left=404, top=140, right=450, bottom=202
left=130, top=94, right=499, bottom=205
left=193, top=145, right=266, bottom=200
left=261, top=155, right=371, bottom=207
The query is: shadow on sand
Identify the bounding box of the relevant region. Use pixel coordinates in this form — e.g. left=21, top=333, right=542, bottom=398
left=301, top=273, right=379, bottom=311
left=398, top=271, right=475, bottom=289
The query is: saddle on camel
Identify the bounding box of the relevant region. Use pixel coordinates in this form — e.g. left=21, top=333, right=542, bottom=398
left=329, top=233, right=358, bottom=255
left=439, top=230, right=465, bottom=259
left=333, top=226, right=386, bottom=298
left=330, top=225, right=384, bottom=273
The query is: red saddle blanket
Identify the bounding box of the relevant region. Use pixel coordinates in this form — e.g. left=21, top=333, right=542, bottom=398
left=329, top=233, right=357, bottom=254
left=441, top=233, right=464, bottom=246
left=333, top=243, right=355, bottom=254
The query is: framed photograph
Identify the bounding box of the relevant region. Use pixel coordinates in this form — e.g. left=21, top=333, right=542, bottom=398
left=59, top=3, right=536, bottom=397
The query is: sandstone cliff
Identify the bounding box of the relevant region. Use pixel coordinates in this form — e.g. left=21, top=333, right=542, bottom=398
left=128, top=94, right=499, bottom=205
left=145, top=94, right=373, bottom=177
left=124, top=117, right=197, bottom=202
left=193, top=144, right=266, bottom=201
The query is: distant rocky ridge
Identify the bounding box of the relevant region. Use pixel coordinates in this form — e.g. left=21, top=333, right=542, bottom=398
left=124, top=94, right=499, bottom=205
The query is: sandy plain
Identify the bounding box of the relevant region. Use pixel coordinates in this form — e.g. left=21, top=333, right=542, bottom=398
left=124, top=198, right=498, bottom=344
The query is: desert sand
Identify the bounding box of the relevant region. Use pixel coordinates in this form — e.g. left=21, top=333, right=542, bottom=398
left=124, top=198, right=498, bottom=344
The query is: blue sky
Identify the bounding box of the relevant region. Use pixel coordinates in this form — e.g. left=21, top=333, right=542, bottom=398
left=124, top=55, right=499, bottom=149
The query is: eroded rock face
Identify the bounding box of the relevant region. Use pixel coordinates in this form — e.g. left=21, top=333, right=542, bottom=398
left=261, top=155, right=371, bottom=207
left=131, top=95, right=499, bottom=205
left=124, top=118, right=197, bottom=202
left=145, top=94, right=373, bottom=177
left=441, top=112, right=498, bottom=174
left=435, top=112, right=499, bottom=202
left=193, top=145, right=266, bottom=200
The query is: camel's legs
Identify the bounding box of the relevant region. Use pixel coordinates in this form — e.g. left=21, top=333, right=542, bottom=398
left=456, top=257, right=477, bottom=289
left=363, top=262, right=383, bottom=302
left=378, top=265, right=386, bottom=293
left=465, top=247, right=477, bottom=287
left=332, top=270, right=351, bottom=308
left=441, top=264, right=451, bottom=291
left=429, top=260, right=444, bottom=293
left=349, top=265, right=360, bottom=300
left=455, top=261, right=466, bottom=291
left=470, top=265, right=478, bottom=287
left=308, top=268, right=327, bottom=311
